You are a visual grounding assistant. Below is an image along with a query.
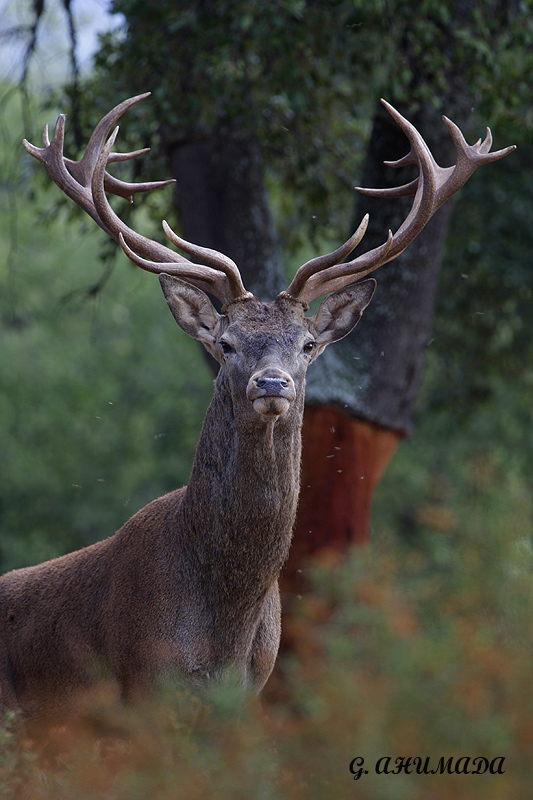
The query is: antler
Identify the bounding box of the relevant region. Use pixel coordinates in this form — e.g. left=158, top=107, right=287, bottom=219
left=286, top=99, right=516, bottom=303
left=24, top=94, right=515, bottom=307
left=23, top=93, right=251, bottom=304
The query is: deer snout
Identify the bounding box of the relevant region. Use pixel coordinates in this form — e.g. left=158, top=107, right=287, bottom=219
left=247, top=368, right=296, bottom=417
left=257, top=375, right=288, bottom=392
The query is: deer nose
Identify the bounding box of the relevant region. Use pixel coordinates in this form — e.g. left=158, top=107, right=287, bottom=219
left=248, top=367, right=295, bottom=398
left=256, top=376, right=289, bottom=393
left=247, top=367, right=296, bottom=416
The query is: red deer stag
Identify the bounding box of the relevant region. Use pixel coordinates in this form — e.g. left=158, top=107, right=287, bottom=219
left=0, top=94, right=514, bottom=725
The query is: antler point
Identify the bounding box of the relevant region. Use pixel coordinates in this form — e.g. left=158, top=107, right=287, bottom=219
left=108, top=126, right=119, bottom=148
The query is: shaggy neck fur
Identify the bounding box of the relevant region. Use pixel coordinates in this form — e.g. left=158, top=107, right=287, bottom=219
left=180, top=368, right=304, bottom=607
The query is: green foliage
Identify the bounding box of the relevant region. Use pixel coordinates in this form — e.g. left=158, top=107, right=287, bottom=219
left=348, top=0, right=533, bottom=135
left=90, top=0, right=371, bottom=251
left=75, top=0, right=533, bottom=292
left=426, top=144, right=533, bottom=421
left=0, top=88, right=212, bottom=571
left=100, top=0, right=360, bottom=138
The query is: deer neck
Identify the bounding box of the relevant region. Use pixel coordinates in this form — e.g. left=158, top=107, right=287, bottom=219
left=181, top=369, right=303, bottom=589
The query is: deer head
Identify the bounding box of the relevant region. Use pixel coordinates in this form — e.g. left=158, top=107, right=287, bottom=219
left=158, top=276, right=375, bottom=422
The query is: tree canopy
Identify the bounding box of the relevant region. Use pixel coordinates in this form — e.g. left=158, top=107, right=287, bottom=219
left=89, top=0, right=533, bottom=242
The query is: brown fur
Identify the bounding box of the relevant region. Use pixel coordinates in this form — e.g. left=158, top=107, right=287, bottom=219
left=0, top=279, right=375, bottom=725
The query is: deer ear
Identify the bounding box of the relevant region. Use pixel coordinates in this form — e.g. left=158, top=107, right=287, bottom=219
left=159, top=274, right=223, bottom=358
left=309, top=279, right=376, bottom=348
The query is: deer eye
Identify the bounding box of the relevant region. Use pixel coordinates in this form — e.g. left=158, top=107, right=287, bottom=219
left=303, top=341, right=316, bottom=355
left=220, top=340, right=234, bottom=355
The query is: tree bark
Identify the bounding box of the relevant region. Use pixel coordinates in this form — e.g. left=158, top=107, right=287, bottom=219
left=283, top=102, right=456, bottom=586
left=163, top=127, right=286, bottom=301
left=282, top=405, right=399, bottom=583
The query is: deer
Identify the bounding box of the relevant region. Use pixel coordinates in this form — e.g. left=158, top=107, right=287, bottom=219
left=0, top=93, right=514, bottom=728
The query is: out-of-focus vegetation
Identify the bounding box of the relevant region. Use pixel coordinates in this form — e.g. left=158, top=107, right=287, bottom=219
left=2, top=516, right=533, bottom=798
left=0, top=89, right=213, bottom=570
left=1, top=0, right=533, bottom=794
left=92, top=0, right=533, bottom=245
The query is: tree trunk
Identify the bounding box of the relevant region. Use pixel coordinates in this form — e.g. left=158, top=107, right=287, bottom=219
left=163, top=127, right=286, bottom=301
left=283, top=102, right=456, bottom=587
left=161, top=126, right=288, bottom=372
left=282, top=405, right=399, bottom=584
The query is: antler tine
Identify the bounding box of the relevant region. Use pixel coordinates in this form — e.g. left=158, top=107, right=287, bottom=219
left=162, top=221, right=250, bottom=300
left=285, top=99, right=515, bottom=304
left=23, top=93, right=250, bottom=304
left=89, top=127, right=245, bottom=304
left=355, top=177, right=419, bottom=199
left=118, top=233, right=234, bottom=293
left=285, top=215, right=369, bottom=299
left=438, top=115, right=516, bottom=203
left=102, top=171, right=176, bottom=203
left=84, top=144, right=175, bottom=203
left=74, top=93, right=150, bottom=182
left=42, top=123, right=51, bottom=148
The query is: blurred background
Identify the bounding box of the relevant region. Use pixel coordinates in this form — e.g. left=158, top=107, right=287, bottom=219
left=1, top=1, right=533, bottom=797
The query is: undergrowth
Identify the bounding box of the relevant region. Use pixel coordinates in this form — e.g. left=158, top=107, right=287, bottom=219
left=2, top=478, right=533, bottom=799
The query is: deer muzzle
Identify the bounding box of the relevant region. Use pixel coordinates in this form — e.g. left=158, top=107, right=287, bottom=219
left=247, top=368, right=296, bottom=417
